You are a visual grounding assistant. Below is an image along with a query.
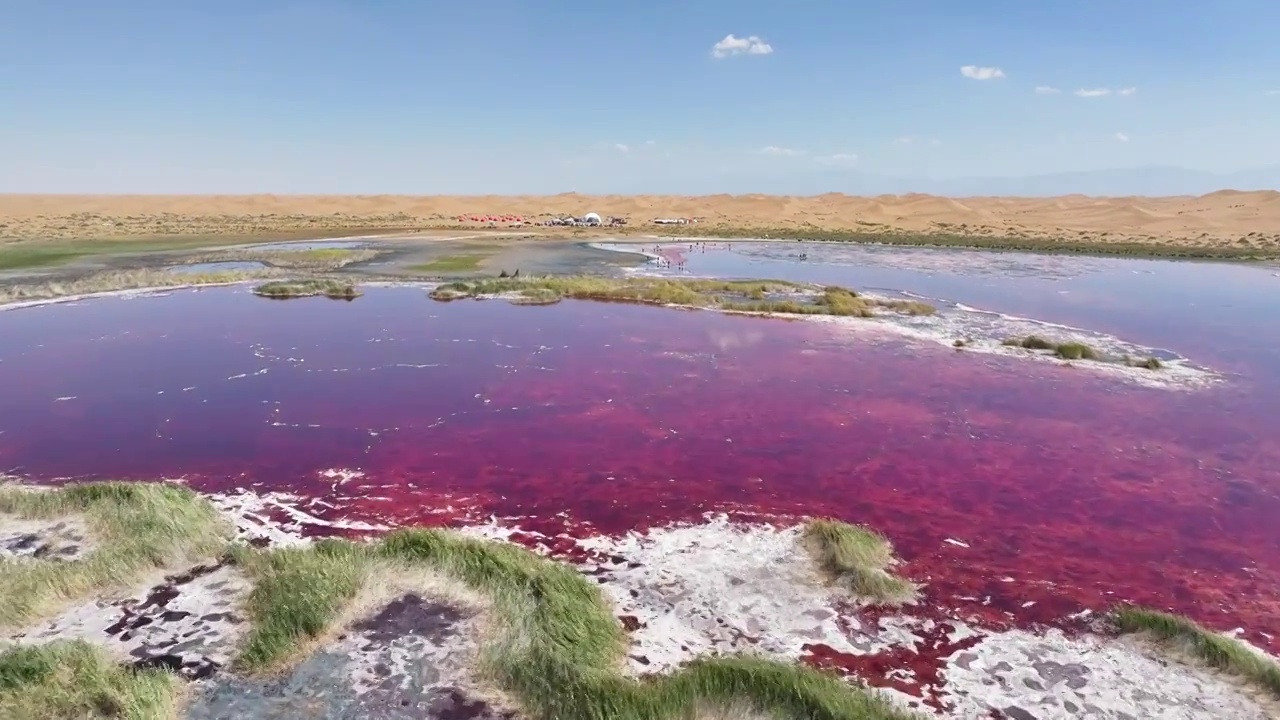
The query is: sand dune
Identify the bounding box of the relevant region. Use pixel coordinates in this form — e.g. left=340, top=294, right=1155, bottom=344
left=2, top=192, right=1280, bottom=247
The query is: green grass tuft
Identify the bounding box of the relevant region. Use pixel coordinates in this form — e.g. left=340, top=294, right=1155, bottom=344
left=0, top=641, right=179, bottom=720
left=1053, top=341, right=1099, bottom=360
left=1002, top=335, right=1055, bottom=350
left=231, top=540, right=369, bottom=672
left=1113, top=606, right=1280, bottom=700
left=1002, top=336, right=1103, bottom=361
left=252, top=279, right=361, bottom=300
left=0, top=482, right=230, bottom=629
left=802, top=520, right=917, bottom=605
left=410, top=254, right=491, bottom=273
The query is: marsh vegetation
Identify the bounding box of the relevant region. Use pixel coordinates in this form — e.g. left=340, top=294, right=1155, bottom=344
left=252, top=279, right=361, bottom=300
left=0, top=641, right=178, bottom=720
left=651, top=225, right=1280, bottom=261
left=0, top=483, right=228, bottom=630
left=2, top=479, right=924, bottom=719
left=0, top=268, right=279, bottom=305
left=430, top=276, right=936, bottom=318
left=1000, top=336, right=1124, bottom=363
left=226, top=529, right=924, bottom=720
left=189, top=248, right=379, bottom=271
left=409, top=254, right=491, bottom=274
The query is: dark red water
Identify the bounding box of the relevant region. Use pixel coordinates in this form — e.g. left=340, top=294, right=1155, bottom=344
left=1, top=285, right=1278, bottom=654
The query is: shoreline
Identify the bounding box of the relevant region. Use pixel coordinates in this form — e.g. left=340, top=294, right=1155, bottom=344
left=6, top=225, right=1280, bottom=264
left=1, top=276, right=1218, bottom=391
left=586, top=231, right=1280, bottom=262
left=5, top=478, right=1277, bottom=719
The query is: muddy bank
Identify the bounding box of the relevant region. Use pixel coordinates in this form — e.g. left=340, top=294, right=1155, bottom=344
left=0, top=233, right=646, bottom=289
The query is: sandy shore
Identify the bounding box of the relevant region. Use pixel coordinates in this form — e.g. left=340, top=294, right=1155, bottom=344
left=3, top=193, right=1280, bottom=253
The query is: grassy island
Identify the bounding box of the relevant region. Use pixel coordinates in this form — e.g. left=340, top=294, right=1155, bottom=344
left=252, top=279, right=361, bottom=300
left=430, top=276, right=936, bottom=318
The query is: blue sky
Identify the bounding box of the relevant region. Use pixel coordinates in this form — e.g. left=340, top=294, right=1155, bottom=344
left=2, top=0, right=1279, bottom=194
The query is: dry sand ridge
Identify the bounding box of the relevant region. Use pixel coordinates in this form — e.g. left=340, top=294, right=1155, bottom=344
left=3, top=193, right=1280, bottom=251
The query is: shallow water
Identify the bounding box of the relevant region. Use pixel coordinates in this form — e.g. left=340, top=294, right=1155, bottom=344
left=248, top=240, right=369, bottom=252
left=0, top=282, right=1277, bottom=651
left=604, top=241, right=1280, bottom=382
left=169, top=261, right=268, bottom=274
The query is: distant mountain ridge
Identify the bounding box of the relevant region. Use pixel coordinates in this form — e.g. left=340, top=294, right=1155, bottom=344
left=902, top=165, right=1280, bottom=198
left=697, top=165, right=1280, bottom=198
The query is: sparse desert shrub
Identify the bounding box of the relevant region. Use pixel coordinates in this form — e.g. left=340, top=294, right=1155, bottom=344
left=1054, top=341, right=1099, bottom=360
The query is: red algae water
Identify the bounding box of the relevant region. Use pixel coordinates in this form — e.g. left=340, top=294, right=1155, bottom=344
left=1, top=279, right=1279, bottom=655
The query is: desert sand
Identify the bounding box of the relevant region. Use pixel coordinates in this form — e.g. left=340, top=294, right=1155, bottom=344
left=2, top=192, right=1279, bottom=250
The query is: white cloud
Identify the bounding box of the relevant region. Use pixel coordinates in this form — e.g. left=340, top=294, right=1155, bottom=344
left=645, top=140, right=657, bottom=146
left=929, top=137, right=943, bottom=146
left=1074, top=88, right=1111, bottom=97
left=960, top=65, right=1005, bottom=80
left=712, top=34, right=773, bottom=58
left=816, top=153, right=859, bottom=166
left=1114, top=132, right=1130, bottom=142
left=758, top=145, right=805, bottom=157
left=614, top=143, right=630, bottom=152
left=1034, top=85, right=1061, bottom=95
left=894, top=136, right=913, bottom=145
left=1265, top=90, right=1280, bottom=96
left=1118, top=87, right=1137, bottom=96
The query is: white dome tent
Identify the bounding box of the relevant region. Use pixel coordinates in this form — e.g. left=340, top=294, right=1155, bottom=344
left=582, top=212, right=602, bottom=225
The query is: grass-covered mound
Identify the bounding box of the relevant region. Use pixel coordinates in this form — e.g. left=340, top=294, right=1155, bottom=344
left=228, top=530, right=924, bottom=720
left=1001, top=335, right=1170, bottom=371
left=252, top=279, right=361, bottom=300
left=803, top=520, right=917, bottom=605
left=194, top=248, right=378, bottom=271
left=229, top=540, right=367, bottom=673
left=430, top=276, right=935, bottom=318
left=1001, top=335, right=1118, bottom=362
left=1127, top=356, right=1164, bottom=370
left=0, top=482, right=229, bottom=629
left=1113, top=606, right=1280, bottom=700
left=0, top=641, right=179, bottom=720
